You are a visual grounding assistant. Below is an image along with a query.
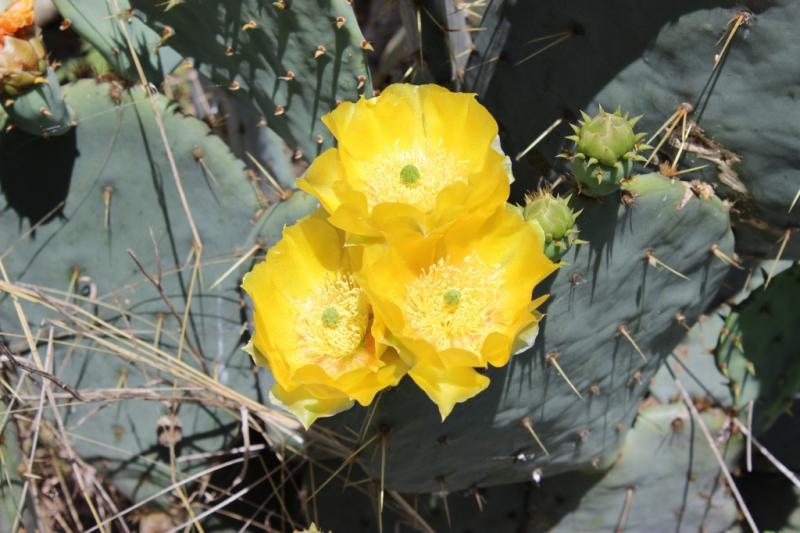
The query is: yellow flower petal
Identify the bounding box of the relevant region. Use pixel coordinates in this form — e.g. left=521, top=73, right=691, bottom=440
left=408, top=363, right=489, bottom=420
left=270, top=382, right=354, bottom=429
left=297, top=148, right=345, bottom=215
left=323, top=83, right=423, bottom=160
left=418, top=84, right=498, bottom=172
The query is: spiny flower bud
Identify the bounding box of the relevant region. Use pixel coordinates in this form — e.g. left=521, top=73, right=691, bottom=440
left=512, top=190, right=583, bottom=261
left=564, top=106, right=650, bottom=197
left=571, top=107, right=644, bottom=166
left=523, top=191, right=578, bottom=242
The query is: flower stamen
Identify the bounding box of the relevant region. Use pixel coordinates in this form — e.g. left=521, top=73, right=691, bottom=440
left=359, top=145, right=467, bottom=211
left=293, top=274, right=369, bottom=373
left=404, top=252, right=506, bottom=353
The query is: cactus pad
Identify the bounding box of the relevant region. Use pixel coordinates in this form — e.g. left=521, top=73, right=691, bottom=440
left=52, top=0, right=370, bottom=159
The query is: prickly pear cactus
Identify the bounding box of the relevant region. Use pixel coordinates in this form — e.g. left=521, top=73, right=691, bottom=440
left=1, top=67, right=74, bottom=136
left=52, top=0, right=370, bottom=158
left=466, top=0, right=800, bottom=257
left=0, top=0, right=73, bottom=136
left=322, top=172, right=734, bottom=493
left=0, top=79, right=315, bottom=500
left=650, top=309, right=734, bottom=407
left=0, top=404, right=35, bottom=533
left=4, top=0, right=797, bottom=529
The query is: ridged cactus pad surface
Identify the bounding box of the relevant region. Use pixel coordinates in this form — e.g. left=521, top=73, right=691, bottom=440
left=526, top=403, right=740, bottom=532
left=53, top=0, right=370, bottom=159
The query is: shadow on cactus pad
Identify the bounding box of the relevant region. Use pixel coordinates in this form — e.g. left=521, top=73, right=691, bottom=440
left=0, top=125, right=76, bottom=227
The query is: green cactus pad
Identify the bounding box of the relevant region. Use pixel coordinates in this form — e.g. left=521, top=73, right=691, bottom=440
left=527, top=403, right=740, bottom=531
left=320, top=172, right=733, bottom=493
left=0, top=79, right=316, bottom=501
left=52, top=0, right=370, bottom=159
left=312, top=404, right=739, bottom=532
left=715, top=264, right=800, bottom=434
left=650, top=309, right=734, bottom=408
left=0, top=404, right=36, bottom=532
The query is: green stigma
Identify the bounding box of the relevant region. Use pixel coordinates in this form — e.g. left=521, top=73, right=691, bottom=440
left=400, top=164, right=421, bottom=185
left=321, top=307, right=341, bottom=327
left=443, top=288, right=461, bottom=306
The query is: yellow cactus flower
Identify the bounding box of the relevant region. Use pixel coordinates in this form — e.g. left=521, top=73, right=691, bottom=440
left=357, top=209, right=557, bottom=419
left=242, top=210, right=407, bottom=428
left=298, top=83, right=512, bottom=238
left=0, top=0, right=35, bottom=38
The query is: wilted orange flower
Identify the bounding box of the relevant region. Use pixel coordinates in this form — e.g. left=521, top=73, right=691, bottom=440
left=0, top=0, right=35, bottom=38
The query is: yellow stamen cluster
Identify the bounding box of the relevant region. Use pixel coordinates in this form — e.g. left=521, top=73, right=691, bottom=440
left=293, top=274, right=369, bottom=374
left=359, top=144, right=467, bottom=211
left=404, top=252, right=506, bottom=353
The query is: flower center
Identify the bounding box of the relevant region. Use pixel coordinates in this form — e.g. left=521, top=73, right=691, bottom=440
left=293, top=274, right=369, bottom=373
left=443, top=288, right=461, bottom=307
left=403, top=252, right=506, bottom=353
left=321, top=307, right=341, bottom=327
left=400, top=164, right=421, bottom=185
left=358, top=144, right=468, bottom=212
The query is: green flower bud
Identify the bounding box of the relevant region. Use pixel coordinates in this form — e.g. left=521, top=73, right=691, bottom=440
left=523, top=192, right=577, bottom=241
left=571, top=107, right=644, bottom=166
left=505, top=202, right=525, bottom=218
left=513, top=192, right=582, bottom=261
left=570, top=156, right=633, bottom=197
left=564, top=106, right=649, bottom=197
